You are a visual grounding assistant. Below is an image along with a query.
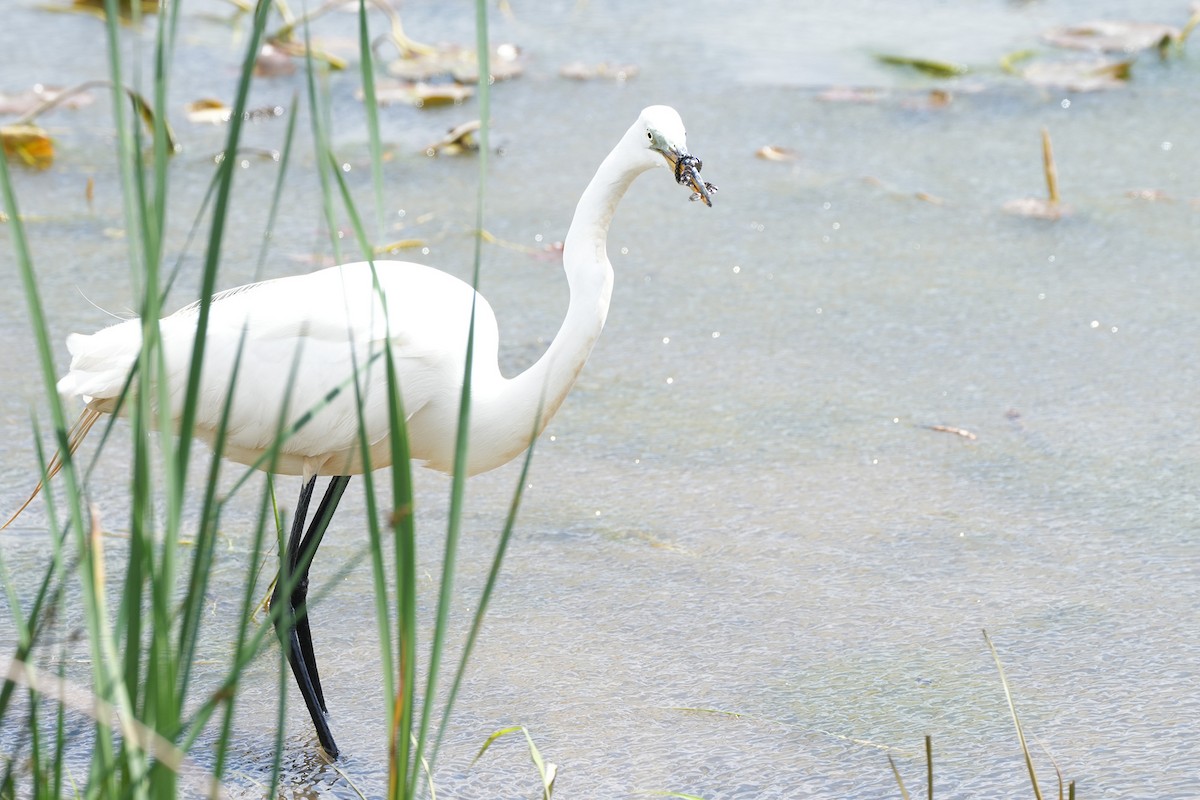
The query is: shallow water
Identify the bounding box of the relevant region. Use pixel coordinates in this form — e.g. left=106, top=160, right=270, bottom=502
left=2, top=0, right=1199, bottom=797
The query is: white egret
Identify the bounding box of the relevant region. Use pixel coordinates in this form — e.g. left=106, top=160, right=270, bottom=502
left=19, top=105, right=715, bottom=758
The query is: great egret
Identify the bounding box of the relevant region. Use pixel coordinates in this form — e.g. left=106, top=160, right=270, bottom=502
left=28, top=105, right=714, bottom=758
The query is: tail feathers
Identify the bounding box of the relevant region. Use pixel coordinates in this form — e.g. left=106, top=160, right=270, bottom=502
left=1, top=407, right=102, bottom=532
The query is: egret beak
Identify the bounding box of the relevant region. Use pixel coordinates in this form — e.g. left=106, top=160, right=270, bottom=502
left=665, top=148, right=718, bottom=207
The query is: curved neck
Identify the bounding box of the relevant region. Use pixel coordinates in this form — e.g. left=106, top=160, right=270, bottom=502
left=479, top=144, right=654, bottom=468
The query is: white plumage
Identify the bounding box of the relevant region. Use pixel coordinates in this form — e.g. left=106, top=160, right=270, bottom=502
left=37, top=105, right=714, bottom=758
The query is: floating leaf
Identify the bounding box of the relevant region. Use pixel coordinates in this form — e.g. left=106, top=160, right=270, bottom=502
left=184, top=98, right=231, bottom=124
left=999, top=49, right=1037, bottom=75
left=265, top=37, right=347, bottom=70
left=425, top=120, right=481, bottom=156
left=1021, top=57, right=1132, bottom=91
left=558, top=61, right=639, bottom=81
left=876, top=54, right=968, bottom=77
left=61, top=0, right=156, bottom=19
left=362, top=80, right=474, bottom=108
left=755, top=145, right=797, bottom=162
left=255, top=42, right=297, bottom=77
left=386, top=43, right=522, bottom=84
left=2, top=123, right=54, bottom=169
left=1042, top=21, right=1179, bottom=53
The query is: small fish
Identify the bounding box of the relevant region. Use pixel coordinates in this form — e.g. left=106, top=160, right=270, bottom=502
left=674, top=153, right=718, bottom=207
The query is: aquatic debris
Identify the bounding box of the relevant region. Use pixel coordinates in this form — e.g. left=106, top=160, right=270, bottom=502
left=362, top=80, right=474, bottom=107
left=1003, top=128, right=1069, bottom=220
left=755, top=145, right=797, bottom=162
left=1042, top=20, right=1180, bottom=53
left=558, top=61, right=639, bottom=81
left=386, top=42, right=522, bottom=84
left=1, top=124, right=54, bottom=170
left=254, top=43, right=297, bottom=77
left=875, top=54, right=969, bottom=77
left=184, top=99, right=231, bottom=125
left=425, top=120, right=481, bottom=156
left=925, top=424, right=977, bottom=440
left=1020, top=57, right=1132, bottom=92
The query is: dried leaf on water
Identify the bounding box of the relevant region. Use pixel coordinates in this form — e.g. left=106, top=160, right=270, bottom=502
left=1, top=124, right=55, bottom=169
left=255, top=42, right=297, bottom=77
left=558, top=61, right=639, bottom=81
left=184, top=98, right=232, bottom=125
left=362, top=80, right=474, bottom=108
left=755, top=145, right=797, bottom=162
left=58, top=0, right=156, bottom=19
left=386, top=42, right=522, bottom=84
left=0, top=85, right=94, bottom=115
left=425, top=119, right=481, bottom=156
left=926, top=424, right=978, bottom=440
left=1021, top=57, right=1132, bottom=91
left=876, top=54, right=969, bottom=77
left=1042, top=20, right=1180, bottom=53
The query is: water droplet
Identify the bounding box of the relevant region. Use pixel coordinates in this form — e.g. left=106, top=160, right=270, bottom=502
left=822, top=235, right=830, bottom=243
left=815, top=307, right=823, bottom=315
left=1090, top=320, right=1100, bottom=328
left=421, top=247, right=430, bottom=255
left=822, top=201, right=832, bottom=210
left=665, top=376, right=674, bottom=384
left=1111, top=326, right=1118, bottom=333
left=711, top=331, right=720, bottom=339
left=1161, top=141, right=1173, bottom=152
left=832, top=222, right=841, bottom=230
left=1048, top=254, right=1056, bottom=262
left=620, top=246, right=629, bottom=255
left=662, top=337, right=670, bottom=344
left=549, top=435, right=556, bottom=442
left=732, top=265, right=741, bottom=274
left=239, top=160, right=249, bottom=169
left=397, top=209, right=406, bottom=218
left=594, top=510, right=601, bottom=517
left=341, top=162, right=351, bottom=172
left=534, top=233, right=543, bottom=242
left=1038, top=293, right=1046, bottom=300
left=1061, top=98, right=1071, bottom=109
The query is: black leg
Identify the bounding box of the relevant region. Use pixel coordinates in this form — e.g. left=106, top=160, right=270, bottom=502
left=273, top=474, right=352, bottom=759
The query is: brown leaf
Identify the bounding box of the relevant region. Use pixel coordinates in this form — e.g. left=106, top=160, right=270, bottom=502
left=255, top=43, right=296, bottom=77
left=1042, top=21, right=1179, bottom=53
left=364, top=81, right=474, bottom=108
left=184, top=98, right=231, bottom=125
left=2, top=124, right=54, bottom=169
left=424, top=120, right=482, bottom=156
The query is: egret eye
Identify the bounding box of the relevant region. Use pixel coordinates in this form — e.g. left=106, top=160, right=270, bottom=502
left=646, top=131, right=653, bottom=140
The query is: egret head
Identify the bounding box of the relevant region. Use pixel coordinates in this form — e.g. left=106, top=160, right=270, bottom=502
left=634, top=105, right=717, bottom=207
